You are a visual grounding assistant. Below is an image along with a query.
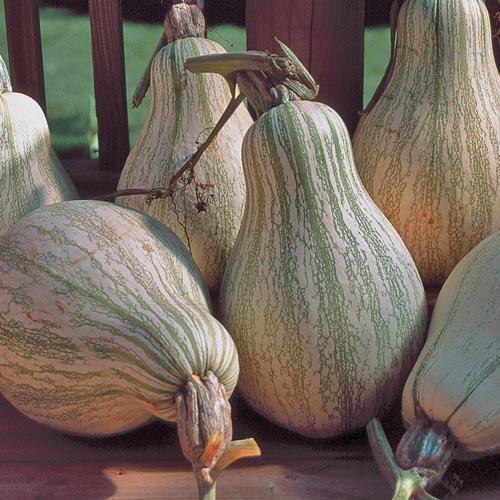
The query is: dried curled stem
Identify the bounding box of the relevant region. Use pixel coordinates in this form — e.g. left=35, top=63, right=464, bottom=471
left=164, top=0, right=205, bottom=44
left=185, top=39, right=319, bottom=117
left=176, top=372, right=261, bottom=500
left=93, top=92, right=245, bottom=203
left=132, top=32, right=168, bottom=108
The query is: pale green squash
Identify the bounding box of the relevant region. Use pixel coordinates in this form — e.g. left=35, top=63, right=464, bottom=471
left=367, top=231, right=499, bottom=498
left=0, top=200, right=238, bottom=436
left=0, top=55, right=77, bottom=234
left=117, top=3, right=252, bottom=293
left=401, top=233, right=499, bottom=458
left=0, top=199, right=261, bottom=499
left=187, top=45, right=429, bottom=438
left=353, top=0, right=500, bottom=286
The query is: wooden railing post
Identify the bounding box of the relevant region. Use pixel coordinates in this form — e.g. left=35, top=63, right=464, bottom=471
left=89, top=0, right=130, bottom=172
left=486, top=0, right=500, bottom=69
left=4, top=0, right=46, bottom=111
left=246, top=0, right=365, bottom=135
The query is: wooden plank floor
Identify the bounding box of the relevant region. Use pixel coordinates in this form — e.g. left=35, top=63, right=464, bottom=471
left=1, top=392, right=499, bottom=499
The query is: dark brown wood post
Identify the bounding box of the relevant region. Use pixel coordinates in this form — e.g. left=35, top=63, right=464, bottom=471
left=89, top=0, right=130, bottom=172
left=246, top=0, right=365, bottom=135
left=486, top=0, right=500, bottom=70
left=4, top=0, right=46, bottom=111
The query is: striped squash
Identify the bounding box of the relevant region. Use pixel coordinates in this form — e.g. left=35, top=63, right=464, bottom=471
left=0, top=55, right=77, bottom=234
left=0, top=200, right=238, bottom=437
left=0, top=200, right=262, bottom=498
left=186, top=45, right=429, bottom=438
left=368, top=231, right=499, bottom=498
left=117, top=2, right=252, bottom=294
left=352, top=0, right=500, bottom=286
left=402, top=231, right=500, bottom=455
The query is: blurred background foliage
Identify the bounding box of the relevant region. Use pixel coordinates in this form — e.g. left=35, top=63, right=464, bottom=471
left=0, top=2, right=391, bottom=155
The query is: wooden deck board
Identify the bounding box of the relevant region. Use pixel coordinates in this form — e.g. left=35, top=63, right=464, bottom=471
left=0, top=393, right=498, bottom=499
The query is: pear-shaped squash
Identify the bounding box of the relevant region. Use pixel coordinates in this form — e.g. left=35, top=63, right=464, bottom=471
left=353, top=0, right=500, bottom=286
left=117, top=1, right=252, bottom=293
left=367, top=231, right=499, bottom=498
left=187, top=44, right=428, bottom=438
left=0, top=200, right=259, bottom=499
left=0, top=55, right=77, bottom=234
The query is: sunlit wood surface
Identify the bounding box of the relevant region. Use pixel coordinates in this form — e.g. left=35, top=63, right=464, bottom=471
left=0, top=388, right=498, bottom=498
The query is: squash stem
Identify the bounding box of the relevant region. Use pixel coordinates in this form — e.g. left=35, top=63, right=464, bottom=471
left=366, top=418, right=401, bottom=486
left=132, top=32, right=167, bottom=108
left=185, top=51, right=283, bottom=80
left=194, top=438, right=261, bottom=500
left=132, top=0, right=205, bottom=107
left=93, top=92, right=245, bottom=203
left=164, top=1, right=206, bottom=45
left=166, top=92, right=245, bottom=191
left=395, top=421, right=455, bottom=489
left=392, top=472, right=438, bottom=500
left=212, top=438, right=261, bottom=476
left=185, top=41, right=319, bottom=116
left=175, top=372, right=261, bottom=500
left=366, top=419, right=439, bottom=500
left=194, top=470, right=217, bottom=500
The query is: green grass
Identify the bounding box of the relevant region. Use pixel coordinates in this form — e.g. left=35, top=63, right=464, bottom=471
left=364, top=26, right=391, bottom=105
left=0, top=6, right=390, bottom=152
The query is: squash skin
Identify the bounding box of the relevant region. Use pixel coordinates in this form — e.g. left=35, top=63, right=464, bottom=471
left=352, top=0, right=500, bottom=286
left=220, top=100, right=428, bottom=438
left=117, top=38, right=252, bottom=293
left=0, top=200, right=238, bottom=437
left=0, top=91, right=77, bottom=234
left=401, top=231, right=500, bottom=456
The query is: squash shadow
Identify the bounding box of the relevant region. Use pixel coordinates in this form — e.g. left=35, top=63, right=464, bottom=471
left=0, top=395, right=190, bottom=499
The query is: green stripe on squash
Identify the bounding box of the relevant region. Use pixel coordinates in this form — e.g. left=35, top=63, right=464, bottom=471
left=220, top=99, right=428, bottom=438
left=0, top=200, right=238, bottom=437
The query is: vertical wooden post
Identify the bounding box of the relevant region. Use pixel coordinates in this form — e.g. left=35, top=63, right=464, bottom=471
left=486, top=0, right=500, bottom=70
left=89, top=0, right=130, bottom=172
left=4, top=0, right=46, bottom=111
left=246, top=0, right=365, bottom=135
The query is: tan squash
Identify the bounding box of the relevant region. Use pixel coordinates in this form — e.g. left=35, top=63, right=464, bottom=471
left=353, top=0, right=500, bottom=286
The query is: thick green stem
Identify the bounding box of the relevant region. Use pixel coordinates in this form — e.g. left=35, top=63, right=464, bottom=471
left=185, top=40, right=319, bottom=116
left=185, top=51, right=285, bottom=80
left=366, top=419, right=440, bottom=500
left=392, top=472, right=437, bottom=500
left=195, top=469, right=217, bottom=500
left=175, top=372, right=261, bottom=500
left=367, top=418, right=401, bottom=486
